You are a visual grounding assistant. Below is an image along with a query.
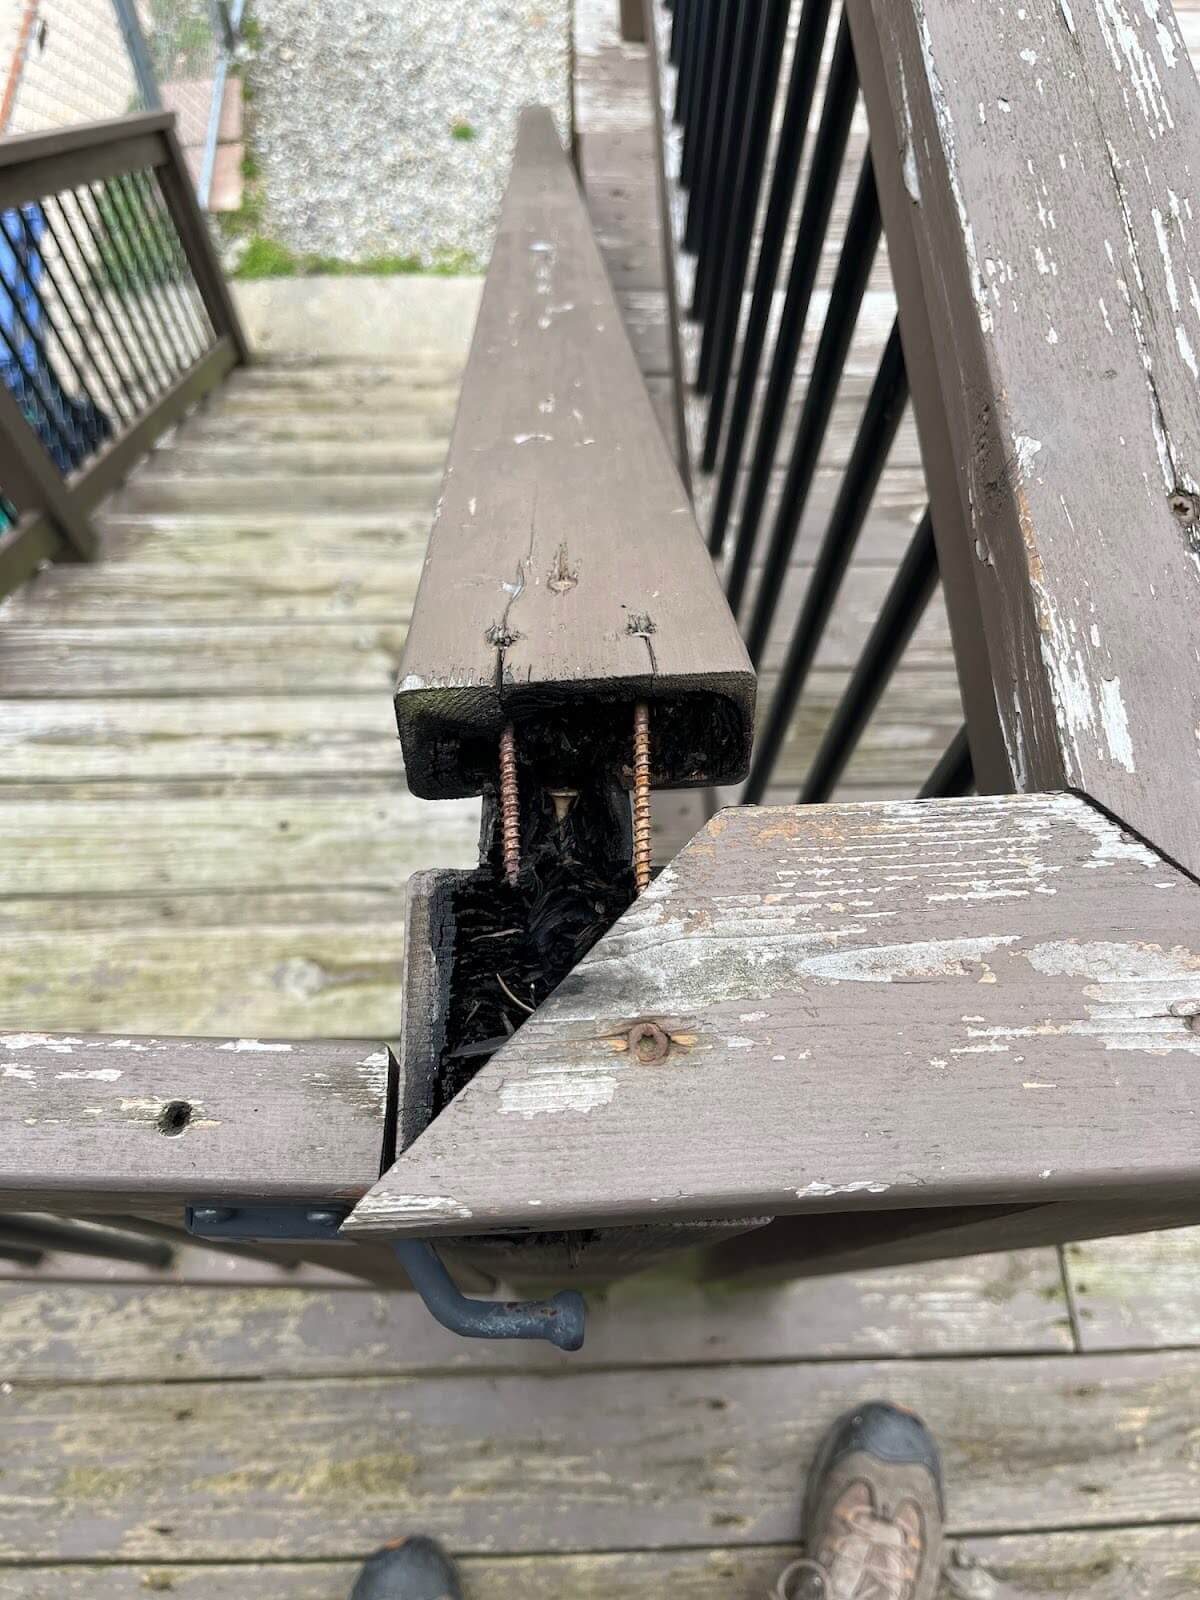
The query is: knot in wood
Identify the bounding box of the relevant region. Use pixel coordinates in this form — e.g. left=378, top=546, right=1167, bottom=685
left=627, top=1021, right=670, bottom=1063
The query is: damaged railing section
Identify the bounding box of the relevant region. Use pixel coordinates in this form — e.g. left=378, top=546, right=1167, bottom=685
left=391, top=107, right=754, bottom=1138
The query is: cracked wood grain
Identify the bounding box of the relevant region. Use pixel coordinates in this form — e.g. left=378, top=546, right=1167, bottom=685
left=845, top=0, right=1200, bottom=878
left=348, top=792, right=1200, bottom=1238
left=393, top=107, right=753, bottom=799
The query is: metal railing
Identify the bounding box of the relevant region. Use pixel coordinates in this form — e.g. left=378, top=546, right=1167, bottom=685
left=0, top=110, right=248, bottom=599
left=661, top=0, right=964, bottom=811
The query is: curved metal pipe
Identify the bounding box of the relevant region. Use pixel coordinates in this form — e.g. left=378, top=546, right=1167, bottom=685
left=394, top=1240, right=586, bottom=1352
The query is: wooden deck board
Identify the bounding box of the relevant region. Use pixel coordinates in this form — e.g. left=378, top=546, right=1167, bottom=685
left=8, top=1527, right=1200, bottom=1600
left=2, top=1351, right=1197, bottom=1561
left=0, top=1249, right=1070, bottom=1383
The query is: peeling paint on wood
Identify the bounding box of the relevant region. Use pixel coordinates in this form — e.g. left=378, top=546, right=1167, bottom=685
left=846, top=0, right=1200, bottom=876
left=0, top=1035, right=388, bottom=1211
left=349, top=793, right=1200, bottom=1237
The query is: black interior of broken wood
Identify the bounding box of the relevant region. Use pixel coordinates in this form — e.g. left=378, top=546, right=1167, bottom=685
left=435, top=769, right=636, bottom=1115
left=401, top=686, right=748, bottom=801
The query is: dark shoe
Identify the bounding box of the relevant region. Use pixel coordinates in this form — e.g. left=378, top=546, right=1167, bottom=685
left=350, top=1536, right=463, bottom=1600
left=772, top=1401, right=944, bottom=1599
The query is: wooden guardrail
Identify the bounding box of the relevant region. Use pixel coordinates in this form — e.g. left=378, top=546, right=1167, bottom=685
left=344, top=5, right=1200, bottom=1275
left=0, top=111, right=248, bottom=600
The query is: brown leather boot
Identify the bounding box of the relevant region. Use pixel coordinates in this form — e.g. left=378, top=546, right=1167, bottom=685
left=772, top=1401, right=945, bottom=1600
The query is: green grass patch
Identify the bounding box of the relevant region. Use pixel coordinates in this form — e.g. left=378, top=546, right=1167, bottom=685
left=233, top=239, right=479, bottom=279
left=450, top=120, right=476, bottom=141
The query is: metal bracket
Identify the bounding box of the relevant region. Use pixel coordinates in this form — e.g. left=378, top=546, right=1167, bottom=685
left=186, top=1203, right=587, bottom=1351
left=185, top=1203, right=349, bottom=1241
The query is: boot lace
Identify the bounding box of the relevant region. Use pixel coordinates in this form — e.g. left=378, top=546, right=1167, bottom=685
left=770, top=1503, right=920, bottom=1600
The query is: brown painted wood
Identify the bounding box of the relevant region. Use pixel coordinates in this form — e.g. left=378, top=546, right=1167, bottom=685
left=349, top=791, right=1200, bottom=1239
left=0, top=381, right=97, bottom=563
left=0, top=512, right=62, bottom=599
left=702, top=1197, right=1200, bottom=1283
left=620, top=0, right=646, bottom=43
left=0, top=1032, right=388, bottom=1211
left=395, top=106, right=752, bottom=799
left=0, top=123, right=170, bottom=211
left=843, top=0, right=1011, bottom=796
left=1, top=1350, right=1196, bottom=1557
left=7, top=1529, right=1200, bottom=1600
left=848, top=0, right=1200, bottom=876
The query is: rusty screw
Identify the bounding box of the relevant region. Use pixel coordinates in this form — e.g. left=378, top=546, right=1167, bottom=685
left=632, top=701, right=652, bottom=893
left=628, top=1021, right=670, bottom=1063
left=499, top=722, right=520, bottom=887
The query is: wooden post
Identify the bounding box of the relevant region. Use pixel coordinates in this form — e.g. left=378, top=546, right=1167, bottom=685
left=0, top=382, right=96, bottom=559
left=843, top=0, right=1200, bottom=878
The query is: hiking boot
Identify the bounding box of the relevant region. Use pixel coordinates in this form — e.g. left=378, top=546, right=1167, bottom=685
left=349, top=1536, right=464, bottom=1600
left=771, top=1401, right=945, bottom=1600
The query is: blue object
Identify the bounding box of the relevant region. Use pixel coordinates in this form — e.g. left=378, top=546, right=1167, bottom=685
left=0, top=204, right=111, bottom=473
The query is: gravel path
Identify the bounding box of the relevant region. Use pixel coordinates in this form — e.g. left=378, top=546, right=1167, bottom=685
left=246, top=0, right=571, bottom=267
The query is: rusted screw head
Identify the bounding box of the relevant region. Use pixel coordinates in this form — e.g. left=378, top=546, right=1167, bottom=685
left=627, top=1021, right=670, bottom=1063
left=1169, top=490, right=1200, bottom=526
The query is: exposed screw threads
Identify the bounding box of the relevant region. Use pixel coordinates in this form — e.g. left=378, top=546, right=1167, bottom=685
left=499, top=722, right=520, bottom=886
left=633, top=701, right=652, bottom=894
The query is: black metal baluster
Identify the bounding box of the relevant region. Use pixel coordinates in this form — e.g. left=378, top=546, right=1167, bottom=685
left=918, top=724, right=974, bottom=798
left=110, top=174, right=193, bottom=372
left=685, top=0, right=735, bottom=263
left=58, top=187, right=155, bottom=411
left=705, top=0, right=834, bottom=505
left=136, top=169, right=212, bottom=351
left=681, top=0, right=720, bottom=211
left=84, top=180, right=176, bottom=389
left=5, top=209, right=110, bottom=444
left=744, top=157, right=882, bottom=665
left=676, top=0, right=708, bottom=167
left=800, top=509, right=939, bottom=804
left=692, top=0, right=763, bottom=335
left=742, top=318, right=908, bottom=805
left=117, top=172, right=201, bottom=363
left=670, top=0, right=687, bottom=67
left=696, top=0, right=787, bottom=398
left=720, top=14, right=857, bottom=603
left=0, top=317, right=77, bottom=468
left=39, top=197, right=134, bottom=426
left=674, top=0, right=694, bottom=126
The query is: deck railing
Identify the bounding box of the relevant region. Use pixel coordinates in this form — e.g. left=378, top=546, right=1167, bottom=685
left=655, top=0, right=1200, bottom=881
left=0, top=111, right=248, bottom=602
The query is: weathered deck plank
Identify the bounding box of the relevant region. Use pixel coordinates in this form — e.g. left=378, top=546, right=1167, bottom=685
left=1, top=1351, right=1195, bottom=1560
left=8, top=1525, right=1200, bottom=1600
left=0, top=1248, right=1069, bottom=1382
left=5, top=1529, right=1200, bottom=1600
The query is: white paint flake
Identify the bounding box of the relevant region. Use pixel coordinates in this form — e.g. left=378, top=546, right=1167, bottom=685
left=796, top=1180, right=891, bottom=1198
left=55, top=1068, right=122, bottom=1082
left=500, top=1071, right=617, bottom=1118
left=218, top=1039, right=293, bottom=1053
left=1099, top=676, right=1136, bottom=770
left=1012, top=434, right=1043, bottom=480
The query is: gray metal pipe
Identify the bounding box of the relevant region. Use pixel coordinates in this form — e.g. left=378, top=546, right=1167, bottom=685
left=394, top=1240, right=585, bottom=1351
left=0, top=1215, right=173, bottom=1269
